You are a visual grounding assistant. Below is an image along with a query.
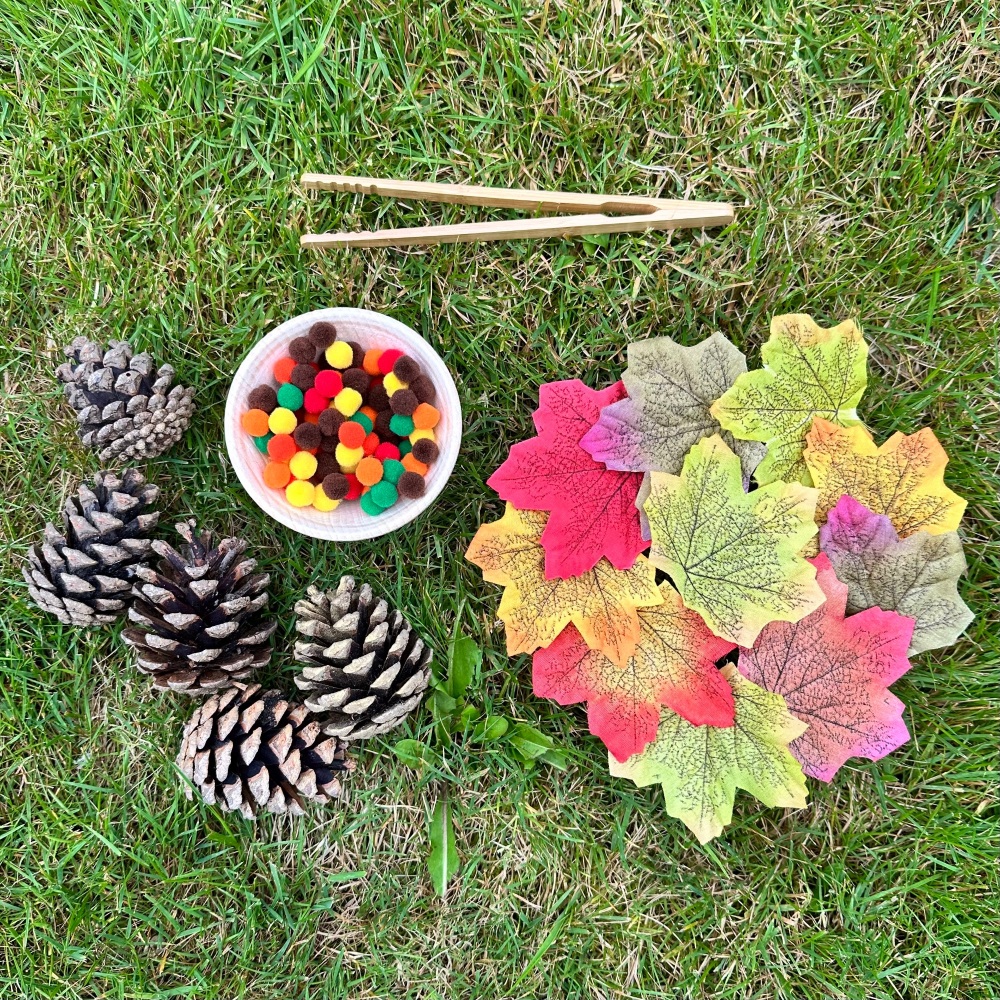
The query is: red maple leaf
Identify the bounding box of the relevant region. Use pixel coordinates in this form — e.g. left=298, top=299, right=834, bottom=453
left=487, top=379, right=648, bottom=579
left=736, top=554, right=915, bottom=781
left=533, top=585, right=737, bottom=762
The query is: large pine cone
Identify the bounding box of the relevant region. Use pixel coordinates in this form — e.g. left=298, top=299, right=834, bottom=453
left=23, top=469, right=159, bottom=625
left=293, top=577, right=432, bottom=740
left=177, top=683, right=352, bottom=817
left=122, top=520, right=275, bottom=694
left=56, top=336, right=195, bottom=462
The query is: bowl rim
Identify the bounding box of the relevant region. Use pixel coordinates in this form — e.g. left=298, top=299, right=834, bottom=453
left=224, top=306, right=462, bottom=541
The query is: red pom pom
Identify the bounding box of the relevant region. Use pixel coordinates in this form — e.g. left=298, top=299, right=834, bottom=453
left=374, top=441, right=400, bottom=461
left=377, top=348, right=404, bottom=375
left=314, top=369, right=343, bottom=397
left=344, top=473, right=364, bottom=501
left=362, top=432, right=380, bottom=455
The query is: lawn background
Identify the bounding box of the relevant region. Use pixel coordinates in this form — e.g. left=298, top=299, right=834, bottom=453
left=1, top=2, right=998, bottom=997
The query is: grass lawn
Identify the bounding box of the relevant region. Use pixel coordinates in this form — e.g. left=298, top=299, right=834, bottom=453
left=2, top=2, right=998, bottom=997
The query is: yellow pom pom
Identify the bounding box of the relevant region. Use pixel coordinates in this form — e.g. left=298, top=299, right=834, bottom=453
left=285, top=480, right=315, bottom=507
left=267, top=407, right=298, bottom=435
left=333, top=387, right=363, bottom=416
left=335, top=443, right=364, bottom=469
left=312, top=485, right=341, bottom=512
left=409, top=428, right=436, bottom=445
left=288, top=451, right=318, bottom=480
left=325, top=341, right=354, bottom=369
left=383, top=371, right=406, bottom=396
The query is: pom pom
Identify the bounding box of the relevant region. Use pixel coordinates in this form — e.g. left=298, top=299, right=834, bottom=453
left=318, top=408, right=344, bottom=437
left=285, top=480, right=315, bottom=507
left=321, top=472, right=351, bottom=500
left=363, top=349, right=383, bottom=375
left=276, top=383, right=304, bottom=411
left=247, top=385, right=278, bottom=413
left=383, top=371, right=406, bottom=396
left=253, top=434, right=272, bottom=454
left=314, top=369, right=343, bottom=397
left=378, top=348, right=404, bottom=375
left=293, top=422, right=322, bottom=450
left=375, top=441, right=401, bottom=461
left=308, top=321, right=338, bottom=349
left=359, top=404, right=378, bottom=423
left=342, top=368, right=371, bottom=394
left=273, top=357, right=296, bottom=383
left=354, top=411, right=374, bottom=435
left=241, top=409, right=271, bottom=437
left=389, top=388, right=418, bottom=417
left=325, top=341, right=354, bottom=369
left=402, top=453, right=429, bottom=476
left=370, top=480, right=399, bottom=509
left=333, top=387, right=363, bottom=416
left=268, top=407, right=298, bottom=436
left=263, top=462, right=292, bottom=489
left=412, top=438, right=439, bottom=464
left=397, top=471, right=426, bottom=499
left=267, top=433, right=297, bottom=462
left=356, top=456, right=384, bottom=486
left=362, top=431, right=380, bottom=455
left=347, top=341, right=365, bottom=368
left=389, top=413, right=415, bottom=437
left=393, top=355, right=421, bottom=384
left=412, top=402, right=441, bottom=430
left=381, top=459, right=405, bottom=484
left=410, top=375, right=436, bottom=404
left=344, top=473, right=363, bottom=501
left=288, top=451, right=318, bottom=480
left=302, top=412, right=319, bottom=424
left=303, top=387, right=329, bottom=414
left=289, top=363, right=316, bottom=390
left=410, top=428, right=435, bottom=445
left=359, top=490, right=383, bottom=516
left=312, top=484, right=340, bottom=511
left=338, top=421, right=367, bottom=449
left=398, top=440, right=412, bottom=456
left=288, top=337, right=317, bottom=363
left=368, top=382, right=391, bottom=412
left=313, top=453, right=339, bottom=481
left=335, top=443, right=364, bottom=470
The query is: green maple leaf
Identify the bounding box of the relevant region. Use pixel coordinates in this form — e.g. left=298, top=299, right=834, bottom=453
left=710, top=313, right=868, bottom=485
left=644, top=435, right=824, bottom=647
left=609, top=665, right=809, bottom=844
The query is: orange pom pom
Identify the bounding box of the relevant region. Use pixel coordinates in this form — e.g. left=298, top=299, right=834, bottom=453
left=411, top=403, right=440, bottom=430
left=359, top=404, right=378, bottom=423
left=267, top=434, right=298, bottom=462
left=273, top=357, right=296, bottom=383
left=362, top=349, right=383, bottom=375
left=263, top=462, right=291, bottom=488
left=356, top=456, right=384, bottom=486
left=402, top=453, right=429, bottom=476
left=241, top=409, right=270, bottom=436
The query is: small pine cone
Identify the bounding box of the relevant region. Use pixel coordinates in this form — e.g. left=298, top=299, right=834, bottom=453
left=293, top=577, right=432, bottom=740
left=56, top=336, right=195, bottom=462
left=176, top=683, right=353, bottom=818
left=23, top=469, right=160, bottom=626
left=122, top=520, right=276, bottom=694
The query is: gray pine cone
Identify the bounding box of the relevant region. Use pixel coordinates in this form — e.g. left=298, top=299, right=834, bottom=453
left=56, top=336, right=195, bottom=462
left=177, top=683, right=353, bottom=818
left=293, top=577, right=432, bottom=740
left=23, top=469, right=160, bottom=625
left=122, top=520, right=275, bottom=694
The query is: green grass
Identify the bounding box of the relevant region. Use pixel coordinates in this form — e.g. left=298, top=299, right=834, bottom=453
left=1, top=1, right=998, bottom=996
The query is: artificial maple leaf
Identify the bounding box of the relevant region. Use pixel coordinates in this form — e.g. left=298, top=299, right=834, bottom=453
left=532, top=584, right=737, bottom=762
left=487, top=379, right=647, bottom=579
left=820, top=495, right=974, bottom=654
left=644, top=435, right=824, bottom=647
left=465, top=504, right=662, bottom=666
left=609, top=665, right=808, bottom=844
left=711, top=313, right=868, bottom=486
left=803, top=418, right=967, bottom=536
left=736, top=554, right=915, bottom=782
left=580, top=332, right=765, bottom=482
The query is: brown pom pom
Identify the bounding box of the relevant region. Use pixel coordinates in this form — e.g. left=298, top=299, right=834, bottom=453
left=397, top=471, right=426, bottom=499
left=368, top=382, right=390, bottom=412
left=347, top=342, right=365, bottom=368
left=389, top=389, right=418, bottom=416
left=412, top=438, right=439, bottom=464
left=409, top=375, right=436, bottom=404
left=342, top=368, right=371, bottom=394
left=290, top=363, right=316, bottom=390
left=373, top=410, right=395, bottom=439
left=247, top=384, right=278, bottom=413
left=293, top=422, right=322, bottom=450
left=288, top=337, right=317, bottom=363
left=318, top=409, right=345, bottom=436
left=308, top=322, right=338, bottom=349
left=322, top=473, right=350, bottom=500
left=393, top=355, right=421, bottom=384
left=313, top=453, right=339, bottom=482
left=319, top=434, right=339, bottom=453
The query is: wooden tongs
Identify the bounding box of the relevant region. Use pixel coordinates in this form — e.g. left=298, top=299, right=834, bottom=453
left=299, top=174, right=734, bottom=249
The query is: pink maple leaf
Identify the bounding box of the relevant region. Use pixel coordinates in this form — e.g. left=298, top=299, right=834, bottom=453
left=736, top=553, right=915, bottom=781
left=487, top=379, right=648, bottom=579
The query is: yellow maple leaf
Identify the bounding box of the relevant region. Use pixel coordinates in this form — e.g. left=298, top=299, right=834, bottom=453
left=465, top=504, right=662, bottom=666
left=804, top=418, right=966, bottom=536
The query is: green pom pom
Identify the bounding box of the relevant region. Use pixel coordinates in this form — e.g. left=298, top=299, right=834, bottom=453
left=276, top=382, right=304, bottom=411
left=253, top=433, right=273, bottom=453
left=354, top=411, right=374, bottom=435
left=381, top=459, right=405, bottom=484
left=398, top=440, right=412, bottom=456
left=389, top=413, right=415, bottom=436
left=359, top=490, right=383, bottom=517
left=370, top=480, right=399, bottom=509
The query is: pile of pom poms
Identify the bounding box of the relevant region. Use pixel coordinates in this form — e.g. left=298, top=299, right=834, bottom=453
left=240, top=322, right=441, bottom=515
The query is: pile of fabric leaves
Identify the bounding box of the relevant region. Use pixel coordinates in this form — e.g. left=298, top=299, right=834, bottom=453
left=466, top=314, right=973, bottom=843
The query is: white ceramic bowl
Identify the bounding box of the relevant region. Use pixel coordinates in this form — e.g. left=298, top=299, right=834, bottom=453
left=224, top=307, right=462, bottom=541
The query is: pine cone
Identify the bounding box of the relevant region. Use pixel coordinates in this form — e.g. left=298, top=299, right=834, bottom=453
left=122, top=520, right=275, bottom=694
left=23, top=469, right=160, bottom=626
left=293, top=577, right=432, bottom=740
left=177, top=683, right=353, bottom=817
left=56, top=336, right=195, bottom=462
